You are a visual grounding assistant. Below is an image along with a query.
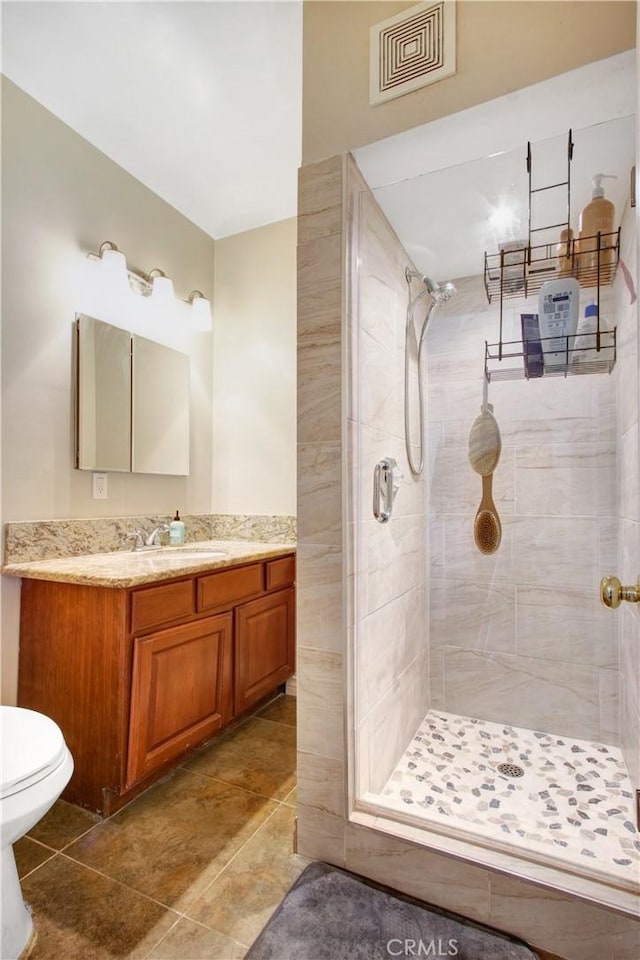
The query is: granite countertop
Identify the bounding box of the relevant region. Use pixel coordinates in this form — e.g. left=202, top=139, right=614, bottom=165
left=1, top=540, right=296, bottom=589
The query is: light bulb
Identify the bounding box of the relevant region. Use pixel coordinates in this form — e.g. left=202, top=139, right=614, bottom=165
left=190, top=294, right=212, bottom=330
left=151, top=274, right=175, bottom=304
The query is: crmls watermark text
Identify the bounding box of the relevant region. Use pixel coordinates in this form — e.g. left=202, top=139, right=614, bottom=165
left=386, top=939, right=459, bottom=957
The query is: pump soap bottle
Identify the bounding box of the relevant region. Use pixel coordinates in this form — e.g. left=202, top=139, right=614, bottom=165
left=577, top=174, right=617, bottom=279
left=169, top=510, right=185, bottom=545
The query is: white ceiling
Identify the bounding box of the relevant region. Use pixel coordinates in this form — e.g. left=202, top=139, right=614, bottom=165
left=1, top=0, right=302, bottom=239
left=355, top=52, right=636, bottom=281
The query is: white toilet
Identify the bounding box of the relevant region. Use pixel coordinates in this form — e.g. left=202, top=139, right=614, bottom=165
left=1, top=706, right=73, bottom=959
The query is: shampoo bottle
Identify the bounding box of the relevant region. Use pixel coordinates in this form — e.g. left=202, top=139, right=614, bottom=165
left=577, top=174, right=617, bottom=279
left=572, top=300, right=614, bottom=369
left=169, top=510, right=185, bottom=545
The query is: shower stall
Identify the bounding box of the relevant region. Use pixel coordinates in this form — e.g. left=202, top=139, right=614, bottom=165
left=295, top=74, right=639, bottom=958
left=350, top=118, right=638, bottom=893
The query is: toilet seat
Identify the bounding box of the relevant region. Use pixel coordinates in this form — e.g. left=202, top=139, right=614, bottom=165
left=1, top=706, right=67, bottom=799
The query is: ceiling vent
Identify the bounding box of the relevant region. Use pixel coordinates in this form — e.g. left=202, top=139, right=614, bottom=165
left=370, top=1, right=456, bottom=106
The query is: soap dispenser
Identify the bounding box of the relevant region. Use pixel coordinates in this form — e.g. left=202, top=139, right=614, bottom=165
left=169, top=510, right=185, bottom=545
left=577, top=174, right=617, bottom=278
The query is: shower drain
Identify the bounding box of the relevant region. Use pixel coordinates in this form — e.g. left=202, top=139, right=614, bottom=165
left=497, top=762, right=525, bottom=778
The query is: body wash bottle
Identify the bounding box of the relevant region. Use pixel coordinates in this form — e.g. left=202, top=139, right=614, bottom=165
left=169, top=510, right=185, bottom=545
left=538, top=277, right=580, bottom=372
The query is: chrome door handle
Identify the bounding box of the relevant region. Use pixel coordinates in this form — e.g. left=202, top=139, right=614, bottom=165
left=601, top=575, right=640, bottom=609
left=373, top=458, right=402, bottom=523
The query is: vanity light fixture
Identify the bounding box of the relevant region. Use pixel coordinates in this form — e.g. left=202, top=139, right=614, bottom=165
left=188, top=290, right=212, bottom=330
left=86, top=241, right=211, bottom=328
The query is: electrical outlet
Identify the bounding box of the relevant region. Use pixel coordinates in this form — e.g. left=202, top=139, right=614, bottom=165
left=92, top=472, right=108, bottom=499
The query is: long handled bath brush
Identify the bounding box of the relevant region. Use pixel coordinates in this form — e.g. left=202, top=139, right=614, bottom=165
left=468, top=387, right=502, bottom=555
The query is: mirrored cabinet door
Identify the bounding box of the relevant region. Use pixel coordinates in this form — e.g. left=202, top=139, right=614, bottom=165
left=131, top=334, right=190, bottom=475
left=76, top=315, right=131, bottom=471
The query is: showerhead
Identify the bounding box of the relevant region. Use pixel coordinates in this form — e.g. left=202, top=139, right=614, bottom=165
left=405, top=268, right=457, bottom=303
left=423, top=275, right=457, bottom=303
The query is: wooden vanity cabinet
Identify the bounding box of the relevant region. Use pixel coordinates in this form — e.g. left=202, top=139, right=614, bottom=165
left=17, top=553, right=295, bottom=815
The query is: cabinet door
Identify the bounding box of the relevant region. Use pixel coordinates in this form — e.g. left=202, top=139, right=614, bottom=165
left=235, top=588, right=295, bottom=715
left=126, top=612, right=232, bottom=788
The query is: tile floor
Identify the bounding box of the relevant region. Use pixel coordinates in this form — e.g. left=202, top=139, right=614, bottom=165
left=377, top=709, right=639, bottom=888
left=14, top=695, right=305, bottom=960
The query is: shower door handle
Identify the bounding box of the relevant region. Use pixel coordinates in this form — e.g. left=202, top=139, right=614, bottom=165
left=601, top=575, right=640, bottom=608
left=373, top=458, right=402, bottom=523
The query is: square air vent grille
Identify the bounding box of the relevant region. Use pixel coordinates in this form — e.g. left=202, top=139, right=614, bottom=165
left=370, top=0, right=456, bottom=105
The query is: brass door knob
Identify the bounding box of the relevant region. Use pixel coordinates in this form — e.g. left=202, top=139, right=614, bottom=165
left=600, top=575, right=640, bottom=609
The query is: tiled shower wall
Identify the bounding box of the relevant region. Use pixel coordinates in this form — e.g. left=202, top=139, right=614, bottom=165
left=296, top=153, right=640, bottom=960
left=426, top=278, right=619, bottom=743
left=351, top=174, right=429, bottom=795
left=613, top=201, right=640, bottom=791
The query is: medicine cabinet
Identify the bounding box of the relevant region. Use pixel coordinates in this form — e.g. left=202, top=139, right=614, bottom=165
left=75, top=314, right=190, bottom=476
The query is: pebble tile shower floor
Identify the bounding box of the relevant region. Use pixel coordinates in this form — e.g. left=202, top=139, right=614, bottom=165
left=379, top=710, right=639, bottom=887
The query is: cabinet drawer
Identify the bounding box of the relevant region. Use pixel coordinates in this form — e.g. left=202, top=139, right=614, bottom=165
left=131, top=579, right=194, bottom=634
left=265, top=555, right=295, bottom=591
left=198, top=562, right=263, bottom=612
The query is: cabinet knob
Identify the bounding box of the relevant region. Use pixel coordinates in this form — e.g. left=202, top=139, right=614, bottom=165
left=600, top=575, right=640, bottom=609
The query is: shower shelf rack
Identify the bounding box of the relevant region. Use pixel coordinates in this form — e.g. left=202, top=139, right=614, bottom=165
left=483, top=230, right=620, bottom=382
left=482, top=127, right=620, bottom=382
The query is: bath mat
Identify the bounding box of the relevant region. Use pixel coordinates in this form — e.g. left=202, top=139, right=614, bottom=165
left=245, top=861, right=539, bottom=960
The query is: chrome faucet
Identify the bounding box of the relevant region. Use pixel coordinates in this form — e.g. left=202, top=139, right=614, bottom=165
left=144, top=523, right=170, bottom=546
left=126, top=523, right=170, bottom=551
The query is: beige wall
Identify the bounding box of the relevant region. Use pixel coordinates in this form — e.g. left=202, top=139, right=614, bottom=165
left=302, top=0, right=636, bottom=163
left=212, top=219, right=297, bottom=516
left=1, top=78, right=217, bottom=702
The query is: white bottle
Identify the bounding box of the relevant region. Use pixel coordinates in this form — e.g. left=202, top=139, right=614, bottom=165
left=572, top=300, right=614, bottom=370
left=538, top=278, right=580, bottom=372
left=169, top=510, right=185, bottom=544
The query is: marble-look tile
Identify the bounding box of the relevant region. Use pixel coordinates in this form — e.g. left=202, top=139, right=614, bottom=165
left=620, top=424, right=639, bottom=522
left=598, top=669, right=620, bottom=744
left=619, top=613, right=640, bottom=718
left=296, top=803, right=345, bottom=866
left=296, top=647, right=344, bottom=761
left=256, top=694, right=296, bottom=727
left=297, top=751, right=345, bottom=819
left=511, top=516, right=600, bottom=588
left=184, top=717, right=296, bottom=801
left=345, top=821, right=491, bottom=925
left=361, top=515, right=424, bottom=616
left=443, top=513, right=514, bottom=583
left=430, top=445, right=516, bottom=516
left=21, top=855, right=179, bottom=960
left=365, top=652, right=430, bottom=793
left=359, top=327, right=404, bottom=438
left=148, top=918, right=246, bottom=959
left=298, top=233, right=342, bottom=335
left=431, top=578, right=516, bottom=654
left=427, top=378, right=485, bottom=425
left=620, top=685, right=640, bottom=793
left=298, top=156, right=343, bottom=244
left=27, top=798, right=99, bottom=850
left=14, top=836, right=55, bottom=878
left=296, top=543, right=343, bottom=653
left=429, top=644, right=445, bottom=710
left=358, top=587, right=427, bottom=718
left=297, top=336, right=342, bottom=443
left=619, top=519, right=639, bottom=583
left=515, top=443, right=615, bottom=517
left=598, top=516, right=619, bottom=577
left=488, top=872, right=640, bottom=960
left=442, top=648, right=601, bottom=740
left=296, top=442, right=342, bottom=546
left=359, top=268, right=402, bottom=355
left=65, top=768, right=277, bottom=912
left=515, top=585, right=616, bottom=669
left=186, top=805, right=304, bottom=947
left=429, top=514, right=445, bottom=569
